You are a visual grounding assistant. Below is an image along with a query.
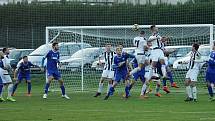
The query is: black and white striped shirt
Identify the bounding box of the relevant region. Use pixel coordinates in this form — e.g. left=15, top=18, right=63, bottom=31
left=188, top=51, right=201, bottom=70
left=102, top=51, right=115, bottom=71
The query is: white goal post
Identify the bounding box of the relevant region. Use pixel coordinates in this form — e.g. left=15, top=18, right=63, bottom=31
left=45, top=24, right=214, bottom=92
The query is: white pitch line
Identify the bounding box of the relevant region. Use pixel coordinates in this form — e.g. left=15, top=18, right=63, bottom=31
left=0, top=108, right=215, bottom=114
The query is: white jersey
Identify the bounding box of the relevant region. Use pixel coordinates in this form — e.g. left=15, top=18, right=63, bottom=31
left=102, top=51, right=115, bottom=71
left=148, top=33, right=164, bottom=49
left=133, top=36, right=147, bottom=53
left=187, top=51, right=201, bottom=70
left=2, top=55, right=11, bottom=74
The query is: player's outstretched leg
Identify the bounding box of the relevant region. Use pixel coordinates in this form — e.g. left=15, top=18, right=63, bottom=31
left=59, top=80, right=70, bottom=100
left=43, top=81, right=50, bottom=99
left=26, top=81, right=32, bottom=96
left=104, top=82, right=117, bottom=100
left=207, top=83, right=215, bottom=101
left=94, top=78, right=104, bottom=97
left=167, top=71, right=179, bottom=88
left=155, top=80, right=161, bottom=97
left=0, top=84, right=4, bottom=102
left=184, top=79, right=193, bottom=102
left=7, top=83, right=16, bottom=102
left=12, top=81, right=20, bottom=96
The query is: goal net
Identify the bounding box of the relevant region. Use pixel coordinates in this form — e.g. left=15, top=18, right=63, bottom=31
left=46, top=24, right=214, bottom=93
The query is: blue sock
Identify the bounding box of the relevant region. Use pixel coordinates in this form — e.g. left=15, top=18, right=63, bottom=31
left=12, top=83, right=19, bottom=94
left=128, top=84, right=133, bottom=91
left=162, top=79, right=167, bottom=86
left=0, top=84, right=3, bottom=96
left=167, top=71, right=174, bottom=84
left=108, top=87, right=115, bottom=96
left=44, top=83, right=50, bottom=94
left=60, top=85, right=65, bottom=95
left=125, top=86, right=130, bottom=97
left=27, top=82, right=31, bottom=94
left=208, top=86, right=213, bottom=97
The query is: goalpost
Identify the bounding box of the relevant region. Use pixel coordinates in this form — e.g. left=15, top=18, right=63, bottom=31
left=45, top=24, right=214, bottom=92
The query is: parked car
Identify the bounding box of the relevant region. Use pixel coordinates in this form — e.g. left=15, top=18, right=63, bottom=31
left=9, top=49, right=34, bottom=69
left=173, top=45, right=210, bottom=70
left=20, top=42, right=92, bottom=72
left=60, top=47, right=105, bottom=71
left=91, top=47, right=135, bottom=71
left=165, top=45, right=192, bottom=66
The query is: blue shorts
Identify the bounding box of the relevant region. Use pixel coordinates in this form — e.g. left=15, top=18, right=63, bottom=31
left=18, top=73, right=31, bottom=81
left=206, top=72, right=215, bottom=83
left=133, top=73, right=145, bottom=82
left=47, top=70, right=61, bottom=80
left=114, top=71, right=127, bottom=83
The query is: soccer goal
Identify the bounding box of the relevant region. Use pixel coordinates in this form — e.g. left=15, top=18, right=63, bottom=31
left=46, top=24, right=214, bottom=92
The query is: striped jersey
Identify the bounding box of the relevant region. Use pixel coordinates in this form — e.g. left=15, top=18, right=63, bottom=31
left=187, top=51, right=201, bottom=70
left=148, top=33, right=164, bottom=49
left=133, top=36, right=147, bottom=53
left=102, top=51, right=115, bottom=71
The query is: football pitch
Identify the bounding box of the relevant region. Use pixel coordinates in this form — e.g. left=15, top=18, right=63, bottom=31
left=0, top=77, right=215, bottom=121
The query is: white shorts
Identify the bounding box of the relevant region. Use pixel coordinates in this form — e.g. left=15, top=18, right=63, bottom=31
left=134, top=51, right=145, bottom=64
left=101, top=70, right=114, bottom=80
left=150, top=49, right=164, bottom=62
left=144, top=71, right=151, bottom=81
left=185, top=69, right=199, bottom=82
left=0, top=69, right=12, bottom=84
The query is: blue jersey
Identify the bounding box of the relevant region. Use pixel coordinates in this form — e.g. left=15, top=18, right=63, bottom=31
left=113, top=52, right=134, bottom=82
left=44, top=50, right=60, bottom=71
left=17, top=62, right=34, bottom=75
left=207, top=51, right=215, bottom=74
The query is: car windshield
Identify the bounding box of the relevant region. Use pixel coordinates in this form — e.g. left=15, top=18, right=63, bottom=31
left=167, top=47, right=191, bottom=57
left=71, top=48, right=99, bottom=58
left=9, top=50, right=20, bottom=59
left=199, top=47, right=210, bottom=56
left=30, top=44, right=51, bottom=56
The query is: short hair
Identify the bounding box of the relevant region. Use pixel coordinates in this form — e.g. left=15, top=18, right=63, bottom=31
left=22, top=55, right=28, bottom=59
left=52, top=42, right=58, bottom=47
left=150, top=25, right=156, bottom=30
left=2, top=48, right=7, bottom=53
left=193, top=43, right=200, bottom=51
left=105, top=43, right=112, bottom=46
left=140, top=30, right=145, bottom=34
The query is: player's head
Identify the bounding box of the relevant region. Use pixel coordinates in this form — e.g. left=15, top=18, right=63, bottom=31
left=116, top=47, right=122, bottom=55
left=52, top=42, right=59, bottom=51
left=105, top=43, right=112, bottom=52
left=192, top=43, right=199, bottom=51
left=150, top=25, right=158, bottom=33
left=22, top=56, right=28, bottom=63
left=2, top=47, right=9, bottom=55
left=0, top=51, right=4, bottom=59
left=117, top=44, right=123, bottom=50
left=140, top=30, right=145, bottom=37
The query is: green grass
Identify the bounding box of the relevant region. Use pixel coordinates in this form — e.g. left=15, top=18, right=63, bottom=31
left=0, top=78, right=215, bottom=121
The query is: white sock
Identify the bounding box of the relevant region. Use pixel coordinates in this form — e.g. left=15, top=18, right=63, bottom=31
left=161, top=65, right=167, bottom=77
left=97, top=83, right=103, bottom=93
left=211, top=83, right=214, bottom=93
left=191, top=86, right=197, bottom=99
left=186, top=86, right=192, bottom=98
left=141, top=84, right=147, bottom=95
left=8, top=84, right=13, bottom=98
left=130, top=67, right=141, bottom=75
left=107, top=83, right=112, bottom=94
left=0, top=85, right=4, bottom=98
